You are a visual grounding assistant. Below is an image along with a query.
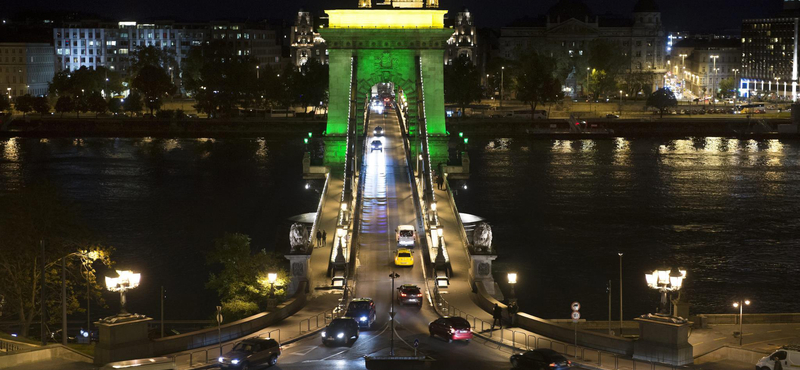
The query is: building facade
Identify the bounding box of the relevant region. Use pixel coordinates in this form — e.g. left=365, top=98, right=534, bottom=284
left=673, top=39, right=741, bottom=98
left=290, top=10, right=328, bottom=67
left=53, top=20, right=283, bottom=80
left=445, top=8, right=477, bottom=65
left=0, top=42, right=55, bottom=97
left=497, top=0, right=667, bottom=95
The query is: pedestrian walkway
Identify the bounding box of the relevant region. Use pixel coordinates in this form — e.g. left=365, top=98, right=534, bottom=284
left=309, top=171, right=344, bottom=291
left=173, top=292, right=343, bottom=369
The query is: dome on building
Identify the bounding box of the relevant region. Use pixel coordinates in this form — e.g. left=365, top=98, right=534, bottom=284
left=633, top=0, right=660, bottom=12
left=547, top=0, right=594, bottom=22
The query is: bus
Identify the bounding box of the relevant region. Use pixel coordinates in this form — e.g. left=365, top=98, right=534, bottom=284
left=736, top=104, right=765, bottom=114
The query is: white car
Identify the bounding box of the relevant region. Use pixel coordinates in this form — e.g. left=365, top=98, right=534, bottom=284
left=395, top=225, right=416, bottom=247
left=757, top=346, right=800, bottom=370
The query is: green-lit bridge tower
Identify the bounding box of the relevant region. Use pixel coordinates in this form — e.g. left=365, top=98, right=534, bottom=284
left=319, top=7, right=452, bottom=168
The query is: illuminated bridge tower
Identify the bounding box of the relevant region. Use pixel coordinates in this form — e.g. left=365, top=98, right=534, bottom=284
left=320, top=6, right=452, bottom=168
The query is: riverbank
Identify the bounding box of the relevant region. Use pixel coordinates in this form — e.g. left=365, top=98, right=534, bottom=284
left=0, top=116, right=327, bottom=138
left=447, top=117, right=799, bottom=138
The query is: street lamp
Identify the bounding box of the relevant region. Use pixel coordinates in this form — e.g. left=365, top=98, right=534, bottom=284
left=732, top=69, right=740, bottom=101
left=267, top=272, right=278, bottom=308
left=389, top=272, right=400, bottom=356
left=644, top=268, right=686, bottom=316
left=619, top=90, right=624, bottom=116
left=618, top=252, right=623, bottom=335
left=500, top=66, right=505, bottom=109
left=105, top=270, right=141, bottom=316
left=256, top=65, right=260, bottom=79
left=710, top=55, right=719, bottom=105
left=507, top=273, right=518, bottom=304
left=733, top=299, right=751, bottom=346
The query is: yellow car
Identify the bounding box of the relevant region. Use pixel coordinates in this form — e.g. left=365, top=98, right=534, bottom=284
left=394, top=248, right=414, bottom=266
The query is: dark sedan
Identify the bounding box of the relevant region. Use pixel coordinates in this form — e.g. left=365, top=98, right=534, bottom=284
left=397, top=284, right=423, bottom=306
left=321, top=318, right=359, bottom=346
left=218, top=337, right=281, bottom=369
left=428, top=316, right=472, bottom=342
left=510, top=348, right=572, bottom=369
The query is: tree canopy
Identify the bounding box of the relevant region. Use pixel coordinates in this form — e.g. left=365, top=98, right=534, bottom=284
left=131, top=65, right=174, bottom=116
left=444, top=55, right=483, bottom=118
left=646, top=87, right=678, bottom=118
left=49, top=66, right=123, bottom=98
left=0, top=184, right=113, bottom=338
left=512, top=51, right=564, bottom=114
left=206, top=233, right=291, bottom=321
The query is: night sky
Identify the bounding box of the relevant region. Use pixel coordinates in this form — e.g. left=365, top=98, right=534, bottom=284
left=5, top=0, right=784, bottom=33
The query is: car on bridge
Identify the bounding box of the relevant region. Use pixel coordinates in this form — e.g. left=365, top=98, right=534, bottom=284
left=396, top=284, right=422, bottom=306
left=321, top=317, right=360, bottom=346
left=373, top=126, right=384, bottom=136
left=370, top=139, right=383, bottom=152
left=429, top=316, right=472, bottom=343
left=510, top=348, right=572, bottom=369
left=345, top=298, right=377, bottom=329
left=395, top=225, right=416, bottom=247
left=217, top=337, right=281, bottom=369
left=394, top=248, right=414, bottom=267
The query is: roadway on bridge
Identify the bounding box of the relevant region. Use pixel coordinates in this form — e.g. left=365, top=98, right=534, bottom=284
left=270, top=107, right=550, bottom=369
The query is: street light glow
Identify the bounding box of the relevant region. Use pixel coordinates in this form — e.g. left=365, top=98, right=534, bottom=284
left=105, top=270, right=141, bottom=292
left=507, top=272, right=518, bottom=284
left=267, top=272, right=278, bottom=284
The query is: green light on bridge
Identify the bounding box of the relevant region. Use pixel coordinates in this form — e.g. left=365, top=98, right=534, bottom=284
left=463, top=138, right=469, bottom=144
left=308, top=132, right=313, bottom=138
left=459, top=132, right=464, bottom=138
left=304, top=138, right=309, bottom=144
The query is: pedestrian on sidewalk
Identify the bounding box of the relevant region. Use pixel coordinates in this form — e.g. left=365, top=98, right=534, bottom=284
left=775, top=356, right=784, bottom=370
left=322, top=229, right=327, bottom=248
left=316, top=230, right=322, bottom=247
left=492, top=303, right=503, bottom=330
left=507, top=302, right=519, bottom=326
left=437, top=175, right=444, bottom=190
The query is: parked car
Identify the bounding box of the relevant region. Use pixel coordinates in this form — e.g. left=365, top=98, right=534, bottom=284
left=321, top=318, right=359, bottom=346
left=345, top=298, right=377, bottom=328
left=394, top=248, right=414, bottom=267
left=370, top=140, right=383, bottom=152
left=756, top=345, right=800, bottom=370
left=606, top=113, right=620, bottom=119
left=510, top=348, right=573, bottom=369
left=373, top=126, right=384, bottom=136
left=218, top=337, right=281, bottom=369
left=428, top=316, right=472, bottom=342
left=397, top=284, right=423, bottom=306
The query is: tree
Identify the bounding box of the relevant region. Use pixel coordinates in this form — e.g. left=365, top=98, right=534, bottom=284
left=0, top=95, right=10, bottom=113
left=206, top=233, right=291, bottom=322
left=512, top=51, right=564, bottom=115
left=131, top=65, right=174, bottom=116
left=292, top=59, right=329, bottom=115
left=621, top=71, right=651, bottom=98
left=444, top=55, right=483, bottom=118
left=49, top=66, right=122, bottom=98
left=123, top=91, right=144, bottom=116
left=108, top=98, right=122, bottom=115
left=33, top=97, right=50, bottom=115
left=718, top=77, right=735, bottom=100
left=646, top=87, right=678, bottom=118
left=74, top=95, right=89, bottom=119
left=87, top=92, right=107, bottom=117
left=0, top=184, right=113, bottom=338
left=587, top=40, right=630, bottom=98
left=14, top=94, right=34, bottom=117
left=54, top=96, right=74, bottom=118
left=130, top=46, right=179, bottom=80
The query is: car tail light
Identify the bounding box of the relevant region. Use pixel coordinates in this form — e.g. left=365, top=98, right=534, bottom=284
left=567, top=360, right=571, bottom=365
left=549, top=363, right=556, bottom=367
left=400, top=293, right=407, bottom=297
left=449, top=328, right=455, bottom=334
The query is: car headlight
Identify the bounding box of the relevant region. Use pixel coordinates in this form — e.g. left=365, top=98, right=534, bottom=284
left=231, top=359, right=239, bottom=365
left=360, top=316, right=367, bottom=322
left=337, top=333, right=344, bottom=339
left=321, top=331, right=327, bottom=337
left=218, top=357, right=224, bottom=363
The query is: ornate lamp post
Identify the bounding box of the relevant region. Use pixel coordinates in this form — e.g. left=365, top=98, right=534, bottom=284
left=644, top=268, right=686, bottom=316
left=733, top=299, right=751, bottom=346
left=267, top=272, right=278, bottom=309
left=507, top=272, right=518, bottom=304
left=105, top=270, right=141, bottom=316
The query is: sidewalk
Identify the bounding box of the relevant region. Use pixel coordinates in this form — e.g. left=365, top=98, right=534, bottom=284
left=173, top=292, right=343, bottom=369
left=309, top=171, right=344, bottom=291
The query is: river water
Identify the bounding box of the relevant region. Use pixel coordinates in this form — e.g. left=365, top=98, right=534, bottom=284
left=2, top=136, right=799, bottom=322
left=0, top=137, right=318, bottom=321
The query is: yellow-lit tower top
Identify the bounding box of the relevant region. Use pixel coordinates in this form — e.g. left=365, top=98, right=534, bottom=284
left=358, top=0, right=438, bottom=9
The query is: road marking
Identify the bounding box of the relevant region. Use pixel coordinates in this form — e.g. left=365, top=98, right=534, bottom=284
left=320, top=349, right=348, bottom=361
left=694, top=342, right=704, bottom=345
left=713, top=337, right=727, bottom=341
left=743, top=333, right=754, bottom=336
left=769, top=330, right=783, bottom=333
